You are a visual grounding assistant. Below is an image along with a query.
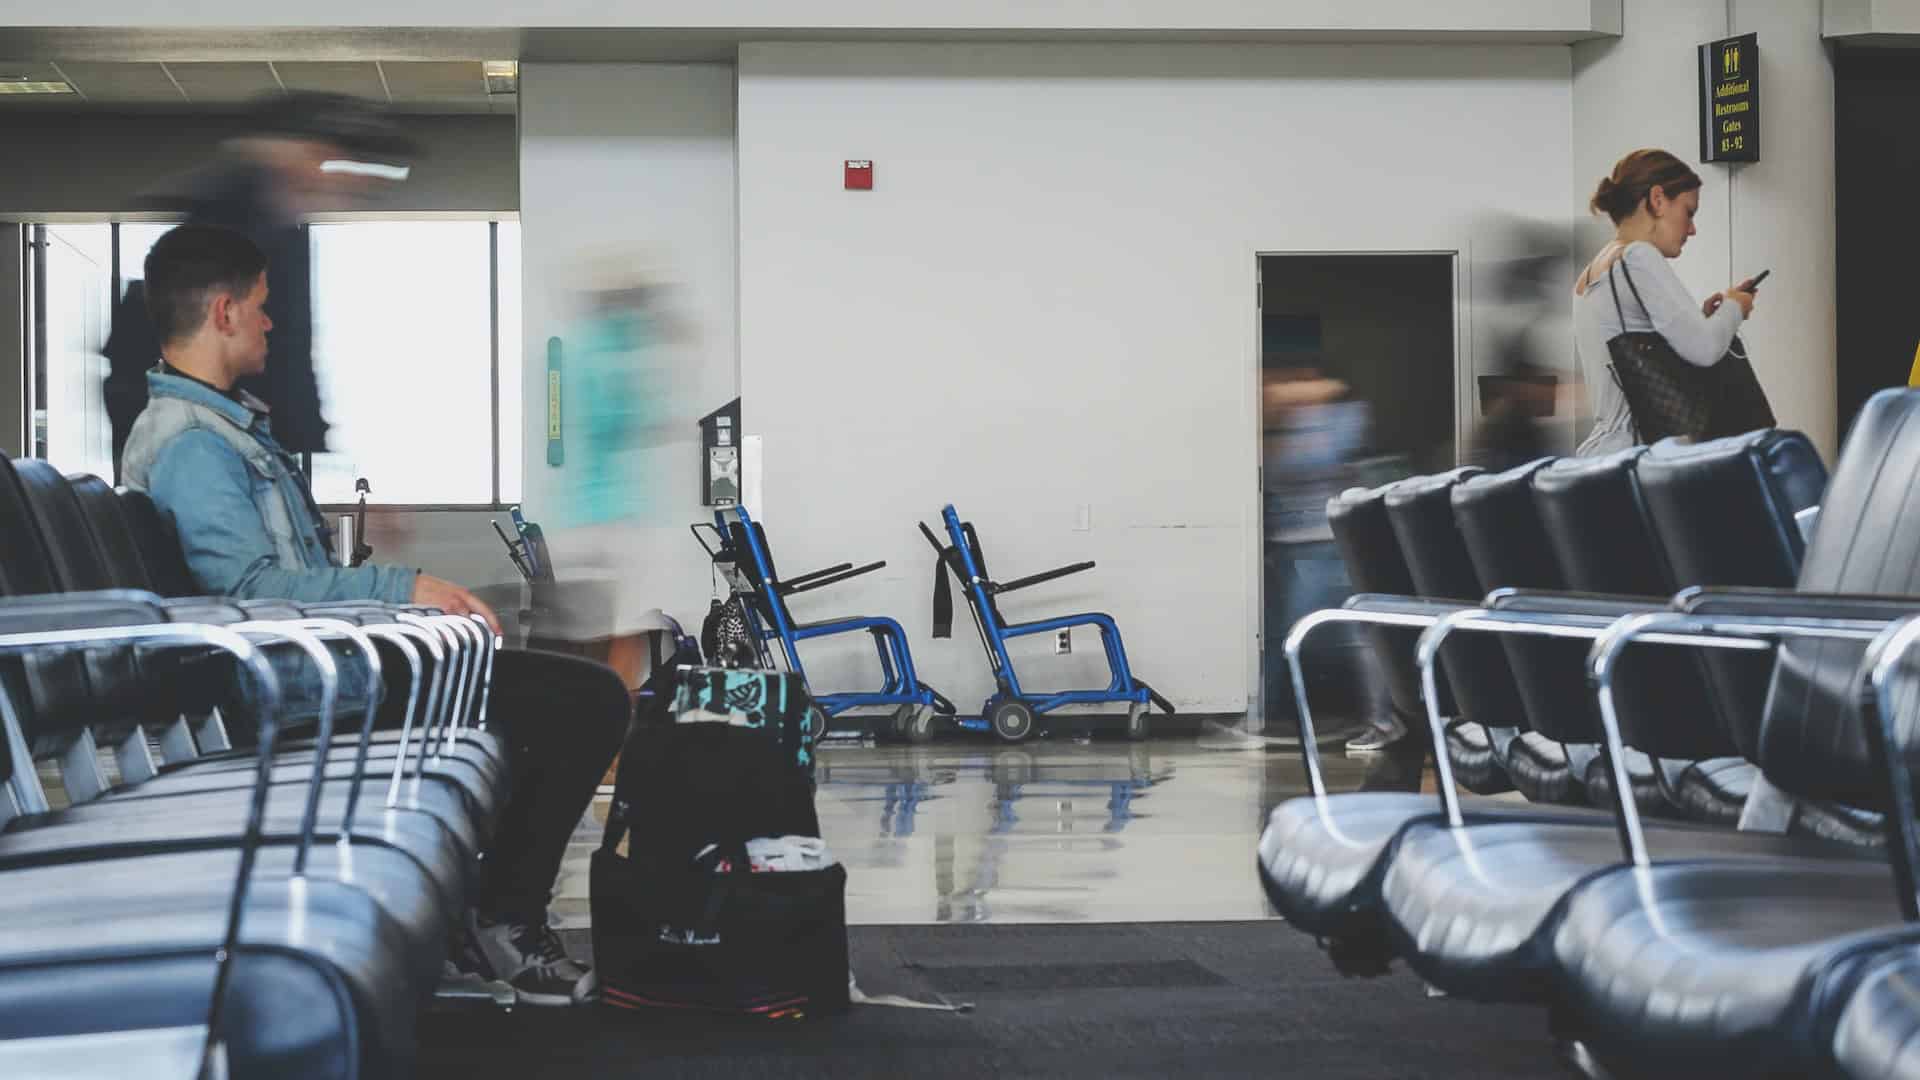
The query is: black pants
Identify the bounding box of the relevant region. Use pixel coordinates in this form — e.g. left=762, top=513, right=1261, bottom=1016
left=377, top=646, right=628, bottom=923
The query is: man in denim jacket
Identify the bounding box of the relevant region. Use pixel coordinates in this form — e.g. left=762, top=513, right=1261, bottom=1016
left=121, top=224, right=620, bottom=1007
left=121, top=224, right=491, bottom=621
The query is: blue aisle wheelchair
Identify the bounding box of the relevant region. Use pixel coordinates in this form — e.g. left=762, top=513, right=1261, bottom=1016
left=919, top=504, right=1174, bottom=743
left=694, top=505, right=954, bottom=742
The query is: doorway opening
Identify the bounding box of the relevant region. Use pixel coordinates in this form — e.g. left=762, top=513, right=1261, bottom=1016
left=1836, top=47, right=1920, bottom=432
left=1257, top=253, right=1456, bottom=738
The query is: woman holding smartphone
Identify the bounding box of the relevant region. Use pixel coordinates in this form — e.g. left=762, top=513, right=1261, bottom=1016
left=1573, top=149, right=1760, bottom=455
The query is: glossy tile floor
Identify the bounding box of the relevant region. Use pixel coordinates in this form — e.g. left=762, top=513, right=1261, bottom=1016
left=555, top=730, right=1378, bottom=929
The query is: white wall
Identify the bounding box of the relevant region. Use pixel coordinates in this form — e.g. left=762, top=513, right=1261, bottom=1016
left=518, top=63, right=740, bottom=639
left=1572, top=0, right=1836, bottom=457
left=738, top=42, right=1573, bottom=717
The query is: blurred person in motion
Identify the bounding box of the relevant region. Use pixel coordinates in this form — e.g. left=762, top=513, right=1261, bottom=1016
left=1261, top=366, right=1401, bottom=766
left=533, top=256, right=694, bottom=651
left=552, top=259, right=686, bottom=534
left=1469, top=214, right=1569, bottom=471
left=1470, top=361, right=1559, bottom=473
left=104, top=90, right=414, bottom=471
left=1573, top=149, right=1756, bottom=455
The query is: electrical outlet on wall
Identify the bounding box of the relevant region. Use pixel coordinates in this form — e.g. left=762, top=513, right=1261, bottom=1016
left=1055, top=629, right=1072, bottom=655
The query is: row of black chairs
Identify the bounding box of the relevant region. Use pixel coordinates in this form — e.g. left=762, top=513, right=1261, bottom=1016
left=1259, top=387, right=1920, bottom=1079
left=0, top=448, right=507, bottom=1078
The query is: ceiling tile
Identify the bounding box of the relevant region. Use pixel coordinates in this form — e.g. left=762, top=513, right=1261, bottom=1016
left=0, top=61, right=61, bottom=82
left=165, top=61, right=280, bottom=104
left=275, top=61, right=386, bottom=102
left=380, top=60, right=487, bottom=103
left=0, top=59, right=516, bottom=113
left=55, top=61, right=184, bottom=103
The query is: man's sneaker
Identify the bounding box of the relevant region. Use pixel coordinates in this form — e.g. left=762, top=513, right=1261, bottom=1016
left=463, top=911, right=594, bottom=1007
left=1345, top=725, right=1400, bottom=756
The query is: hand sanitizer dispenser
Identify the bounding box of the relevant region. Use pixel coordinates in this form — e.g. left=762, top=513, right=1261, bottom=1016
left=700, top=397, right=742, bottom=507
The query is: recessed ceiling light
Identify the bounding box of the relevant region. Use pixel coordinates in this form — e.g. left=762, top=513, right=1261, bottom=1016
left=0, top=78, right=76, bottom=95
left=483, top=60, right=518, bottom=95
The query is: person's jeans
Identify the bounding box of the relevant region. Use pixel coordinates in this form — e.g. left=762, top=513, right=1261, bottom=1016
left=375, top=646, right=628, bottom=924
left=1264, top=540, right=1393, bottom=735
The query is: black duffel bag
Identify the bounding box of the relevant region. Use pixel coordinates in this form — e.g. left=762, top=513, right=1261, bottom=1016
left=592, top=667, right=848, bottom=1019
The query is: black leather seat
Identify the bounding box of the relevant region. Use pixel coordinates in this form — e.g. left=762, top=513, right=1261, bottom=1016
left=0, top=593, right=437, bottom=1077
left=115, top=485, right=504, bottom=775
left=51, top=470, right=504, bottom=832
left=1636, top=430, right=1847, bottom=830
left=111, top=485, right=202, bottom=599
left=0, top=462, right=492, bottom=992
left=1529, top=447, right=1702, bottom=815
left=1376, top=581, right=1882, bottom=1006
left=0, top=854, right=426, bottom=1078
left=0, top=577, right=469, bottom=983
left=1449, top=458, right=1585, bottom=804
left=1384, top=467, right=1522, bottom=795
left=117, top=484, right=506, bottom=786
left=1832, top=951, right=1920, bottom=1080
left=1326, top=482, right=1464, bottom=762
left=1256, top=788, right=1609, bottom=972
left=0, top=462, right=484, bottom=861
left=1371, top=429, right=1864, bottom=1008
left=1542, top=392, right=1920, bottom=1076
left=1384, top=811, right=1880, bottom=1003
left=1258, top=479, right=1616, bottom=970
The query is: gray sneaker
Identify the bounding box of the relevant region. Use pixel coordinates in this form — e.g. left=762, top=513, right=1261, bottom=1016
left=463, top=912, right=594, bottom=1007
left=1345, top=725, right=1400, bottom=756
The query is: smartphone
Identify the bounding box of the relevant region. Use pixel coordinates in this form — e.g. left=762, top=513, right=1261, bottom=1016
left=1744, top=269, right=1771, bottom=292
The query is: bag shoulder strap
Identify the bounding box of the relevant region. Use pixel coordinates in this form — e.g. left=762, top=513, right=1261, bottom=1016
left=1615, top=252, right=1654, bottom=322
left=1605, top=257, right=1629, bottom=328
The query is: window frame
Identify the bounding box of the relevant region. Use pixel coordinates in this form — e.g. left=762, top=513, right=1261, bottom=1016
left=28, top=211, right=523, bottom=511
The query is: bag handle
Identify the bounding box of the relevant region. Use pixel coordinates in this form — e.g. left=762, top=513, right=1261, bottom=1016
left=1606, top=252, right=1656, bottom=329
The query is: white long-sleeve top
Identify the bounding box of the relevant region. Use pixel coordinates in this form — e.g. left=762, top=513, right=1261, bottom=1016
left=1572, top=240, right=1746, bottom=455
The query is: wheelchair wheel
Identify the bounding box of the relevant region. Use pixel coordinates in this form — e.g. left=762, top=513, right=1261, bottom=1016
left=989, top=699, right=1036, bottom=743
left=1125, top=701, right=1150, bottom=742
left=891, top=703, right=936, bottom=744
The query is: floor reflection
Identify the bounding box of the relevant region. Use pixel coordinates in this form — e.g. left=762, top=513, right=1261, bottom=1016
left=555, top=733, right=1372, bottom=929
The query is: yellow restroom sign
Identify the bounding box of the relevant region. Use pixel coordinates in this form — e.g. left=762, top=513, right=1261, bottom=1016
left=1698, top=32, right=1759, bottom=163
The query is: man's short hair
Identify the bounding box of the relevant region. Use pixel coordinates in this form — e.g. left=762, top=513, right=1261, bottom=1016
left=143, top=224, right=267, bottom=346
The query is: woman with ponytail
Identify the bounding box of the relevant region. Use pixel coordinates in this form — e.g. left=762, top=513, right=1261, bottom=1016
left=1573, top=149, right=1762, bottom=454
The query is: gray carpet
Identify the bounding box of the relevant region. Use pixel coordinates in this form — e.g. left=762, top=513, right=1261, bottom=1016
left=417, top=923, right=1566, bottom=1078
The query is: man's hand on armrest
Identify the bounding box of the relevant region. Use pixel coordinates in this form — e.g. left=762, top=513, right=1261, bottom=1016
left=412, top=574, right=502, bottom=636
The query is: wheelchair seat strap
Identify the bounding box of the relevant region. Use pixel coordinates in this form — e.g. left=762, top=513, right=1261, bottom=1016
left=932, top=550, right=954, bottom=639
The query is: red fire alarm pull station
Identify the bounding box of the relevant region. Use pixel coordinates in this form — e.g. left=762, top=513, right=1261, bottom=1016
left=845, top=160, right=874, bottom=190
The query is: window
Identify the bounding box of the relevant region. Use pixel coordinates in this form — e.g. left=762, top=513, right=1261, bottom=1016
left=30, top=224, right=115, bottom=480
left=309, top=220, right=523, bottom=505
left=27, top=217, right=522, bottom=507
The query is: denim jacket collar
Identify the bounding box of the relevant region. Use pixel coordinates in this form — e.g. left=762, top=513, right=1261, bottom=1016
left=145, top=368, right=270, bottom=433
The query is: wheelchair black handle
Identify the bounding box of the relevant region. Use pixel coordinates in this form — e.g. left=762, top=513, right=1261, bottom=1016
left=917, top=521, right=948, bottom=555
left=690, top=522, right=727, bottom=558
left=992, top=561, right=1095, bottom=594
left=786, top=560, right=887, bottom=596
left=781, top=562, right=857, bottom=591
